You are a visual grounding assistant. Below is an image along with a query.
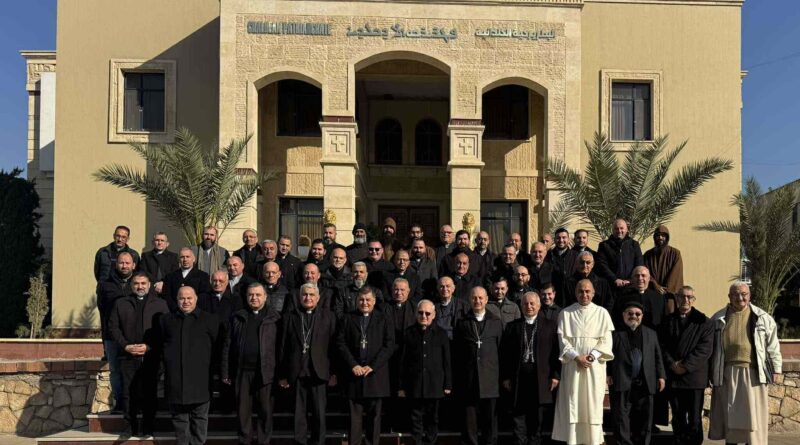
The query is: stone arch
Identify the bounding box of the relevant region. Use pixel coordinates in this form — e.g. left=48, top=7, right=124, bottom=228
left=476, top=73, right=553, bottom=163
left=244, top=67, right=326, bottom=170
left=348, top=49, right=454, bottom=115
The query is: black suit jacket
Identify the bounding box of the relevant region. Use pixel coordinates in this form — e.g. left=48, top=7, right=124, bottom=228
left=500, top=317, right=561, bottom=406
left=613, top=288, right=667, bottom=331
left=162, top=268, right=212, bottom=312
left=335, top=310, right=395, bottom=398
left=608, top=325, right=666, bottom=394
left=449, top=273, right=481, bottom=303
left=659, top=308, right=713, bottom=389
left=276, top=254, right=302, bottom=290
left=229, top=274, right=255, bottom=309
left=399, top=323, right=452, bottom=399
left=108, top=292, right=168, bottom=364
left=454, top=311, right=503, bottom=399
left=139, top=249, right=179, bottom=284
left=278, top=308, right=337, bottom=382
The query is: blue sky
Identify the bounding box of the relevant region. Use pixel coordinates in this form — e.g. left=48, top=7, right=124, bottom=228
left=0, top=1, right=798, bottom=190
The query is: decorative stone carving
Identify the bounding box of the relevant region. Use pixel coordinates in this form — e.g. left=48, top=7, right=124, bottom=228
left=323, top=209, right=337, bottom=225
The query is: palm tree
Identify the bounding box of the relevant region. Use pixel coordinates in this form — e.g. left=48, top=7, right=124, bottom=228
left=93, top=128, right=275, bottom=245
left=547, top=132, right=733, bottom=243
left=696, top=178, right=800, bottom=315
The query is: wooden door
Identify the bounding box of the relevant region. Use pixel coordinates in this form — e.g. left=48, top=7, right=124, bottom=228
left=378, top=206, right=439, bottom=247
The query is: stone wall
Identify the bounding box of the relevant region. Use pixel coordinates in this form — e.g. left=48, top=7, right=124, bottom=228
left=0, top=360, right=111, bottom=436
left=768, top=370, right=800, bottom=432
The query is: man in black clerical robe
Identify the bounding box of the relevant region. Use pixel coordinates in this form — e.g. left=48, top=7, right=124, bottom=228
left=501, top=292, right=561, bottom=445
left=222, top=283, right=281, bottom=445
left=335, top=287, right=395, bottom=445
left=278, top=283, right=337, bottom=445
left=399, top=299, right=452, bottom=445
left=380, top=277, right=417, bottom=432
left=454, top=286, right=503, bottom=445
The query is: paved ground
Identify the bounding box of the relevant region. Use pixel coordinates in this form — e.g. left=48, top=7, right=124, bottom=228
left=5, top=432, right=800, bottom=444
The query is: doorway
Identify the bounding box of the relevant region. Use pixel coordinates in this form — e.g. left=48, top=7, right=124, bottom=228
left=377, top=205, right=439, bottom=247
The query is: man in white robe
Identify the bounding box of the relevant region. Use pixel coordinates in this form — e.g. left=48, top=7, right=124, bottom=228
left=553, top=279, right=614, bottom=445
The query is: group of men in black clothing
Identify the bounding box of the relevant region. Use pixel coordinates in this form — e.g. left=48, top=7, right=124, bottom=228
left=95, top=216, right=711, bottom=445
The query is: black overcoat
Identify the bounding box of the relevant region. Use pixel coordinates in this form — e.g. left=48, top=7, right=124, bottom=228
left=162, top=267, right=212, bottom=312
left=335, top=310, right=395, bottom=398
left=399, top=323, right=452, bottom=399
left=278, top=307, right=336, bottom=382
left=500, top=317, right=561, bottom=406
left=659, top=308, right=713, bottom=389
left=159, top=308, right=219, bottom=405
left=139, top=249, right=180, bottom=283
left=108, top=292, right=168, bottom=360
left=453, top=311, right=503, bottom=399
left=608, top=325, right=666, bottom=395
left=222, top=308, right=281, bottom=384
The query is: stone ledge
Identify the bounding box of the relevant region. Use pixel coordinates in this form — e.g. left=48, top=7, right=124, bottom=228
left=0, top=361, right=107, bottom=375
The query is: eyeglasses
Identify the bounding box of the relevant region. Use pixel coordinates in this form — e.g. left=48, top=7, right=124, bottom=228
left=625, top=312, right=643, bottom=317
left=579, top=260, right=593, bottom=264
left=368, top=248, right=382, bottom=252
left=417, top=311, right=432, bottom=317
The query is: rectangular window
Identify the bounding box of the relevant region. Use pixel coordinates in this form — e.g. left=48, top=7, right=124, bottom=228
left=123, top=72, right=165, bottom=132
left=279, top=198, right=324, bottom=257
left=481, top=201, right=527, bottom=252
left=277, top=80, right=322, bottom=137
left=482, top=85, right=529, bottom=140
left=611, top=82, right=651, bottom=141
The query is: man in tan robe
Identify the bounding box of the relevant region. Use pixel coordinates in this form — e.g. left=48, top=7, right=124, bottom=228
left=552, top=279, right=614, bottom=445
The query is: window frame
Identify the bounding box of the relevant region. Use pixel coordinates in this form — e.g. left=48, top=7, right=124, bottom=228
left=482, top=84, right=530, bottom=141
left=600, top=69, right=662, bottom=150
left=108, top=59, right=176, bottom=143
left=276, top=79, right=323, bottom=137
left=374, top=118, right=403, bottom=165
left=480, top=200, right=528, bottom=252
left=414, top=118, right=443, bottom=166
left=278, top=197, right=324, bottom=257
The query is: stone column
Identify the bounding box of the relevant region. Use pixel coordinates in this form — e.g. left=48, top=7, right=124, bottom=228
left=320, top=119, right=359, bottom=245
left=447, top=120, right=485, bottom=236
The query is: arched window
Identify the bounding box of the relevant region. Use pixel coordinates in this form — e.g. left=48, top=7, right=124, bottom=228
left=415, top=119, right=442, bottom=166
left=375, top=118, right=403, bottom=165
left=482, top=84, right=529, bottom=140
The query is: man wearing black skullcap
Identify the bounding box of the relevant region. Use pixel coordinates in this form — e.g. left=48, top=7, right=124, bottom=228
left=607, top=301, right=666, bottom=445
left=347, top=223, right=369, bottom=264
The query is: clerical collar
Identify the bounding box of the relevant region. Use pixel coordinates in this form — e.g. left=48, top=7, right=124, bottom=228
left=395, top=302, right=405, bottom=308
left=361, top=312, right=370, bottom=317
left=155, top=250, right=163, bottom=255
left=181, top=268, right=191, bottom=277
left=440, top=298, right=451, bottom=306
left=628, top=325, right=639, bottom=331
left=136, top=295, right=145, bottom=301
left=215, top=293, right=222, bottom=300
left=638, top=288, right=646, bottom=294
left=477, top=248, right=487, bottom=255
left=230, top=275, right=241, bottom=285
left=525, top=315, right=537, bottom=324
left=305, top=309, right=314, bottom=314
left=473, top=311, right=486, bottom=321
left=252, top=310, right=259, bottom=315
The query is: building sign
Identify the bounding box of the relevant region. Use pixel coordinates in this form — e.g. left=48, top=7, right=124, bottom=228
left=346, top=24, right=458, bottom=42
left=475, top=28, right=556, bottom=40
left=245, top=20, right=557, bottom=43
left=247, top=21, right=332, bottom=36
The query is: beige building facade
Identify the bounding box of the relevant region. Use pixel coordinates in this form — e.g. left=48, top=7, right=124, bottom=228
left=37, top=0, right=742, bottom=330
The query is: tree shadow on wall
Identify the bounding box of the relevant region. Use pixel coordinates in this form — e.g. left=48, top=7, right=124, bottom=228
left=61, top=295, right=100, bottom=338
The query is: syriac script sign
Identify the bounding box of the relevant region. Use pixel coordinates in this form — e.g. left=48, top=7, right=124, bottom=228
left=346, top=24, right=458, bottom=42
left=245, top=21, right=556, bottom=42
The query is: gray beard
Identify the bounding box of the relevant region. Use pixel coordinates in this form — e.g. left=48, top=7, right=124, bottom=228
left=355, top=236, right=367, bottom=244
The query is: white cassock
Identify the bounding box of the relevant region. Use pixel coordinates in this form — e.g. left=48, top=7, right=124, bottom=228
left=552, top=302, right=614, bottom=445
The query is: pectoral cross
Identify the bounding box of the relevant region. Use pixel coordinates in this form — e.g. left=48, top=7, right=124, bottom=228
left=524, top=350, right=532, bottom=362
left=302, top=342, right=309, bottom=354
left=476, top=339, right=482, bottom=349
left=360, top=338, right=368, bottom=349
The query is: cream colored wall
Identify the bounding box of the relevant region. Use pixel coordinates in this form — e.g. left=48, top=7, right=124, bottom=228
left=257, top=83, right=324, bottom=239
left=52, top=0, right=220, bottom=328
left=580, top=2, right=742, bottom=314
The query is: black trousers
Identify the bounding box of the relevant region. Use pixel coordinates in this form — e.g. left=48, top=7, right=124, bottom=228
left=511, top=363, right=543, bottom=445
left=463, top=398, right=498, bottom=445
left=409, top=398, right=439, bottom=445
left=293, top=377, right=327, bottom=445
left=348, top=398, right=382, bottom=445
left=119, top=357, right=158, bottom=432
left=610, top=383, right=653, bottom=445
left=670, top=388, right=704, bottom=445
left=170, top=401, right=209, bottom=445
left=236, top=369, right=274, bottom=445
